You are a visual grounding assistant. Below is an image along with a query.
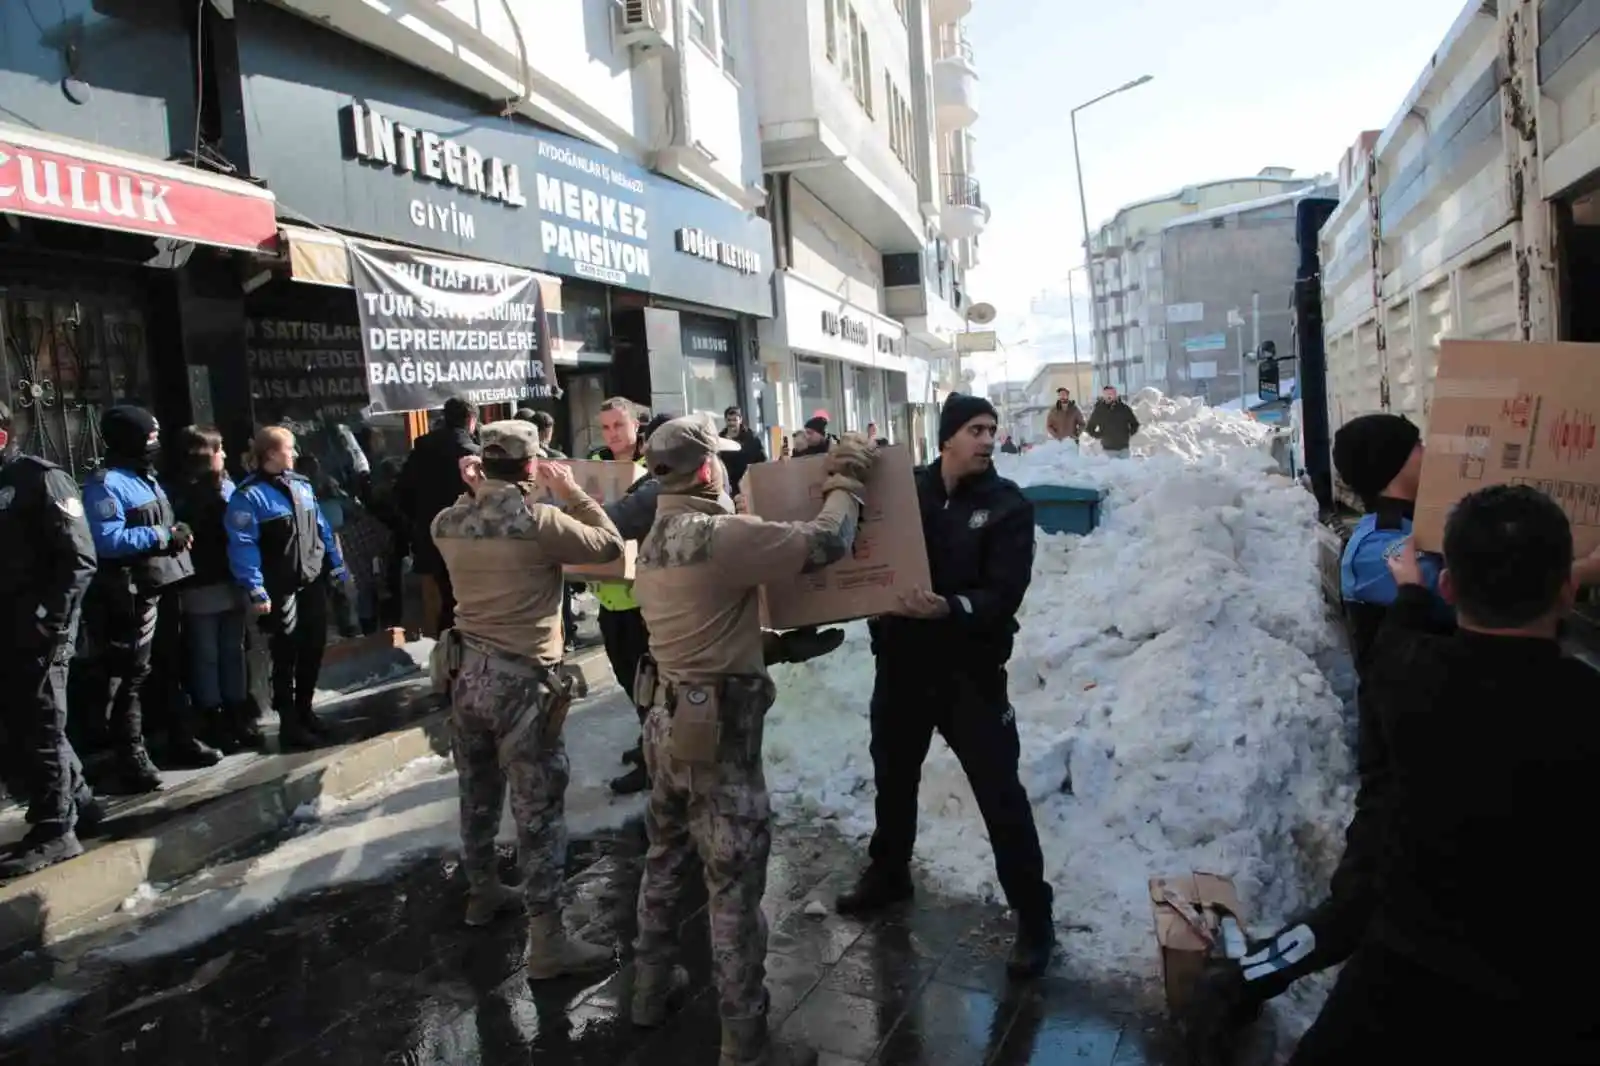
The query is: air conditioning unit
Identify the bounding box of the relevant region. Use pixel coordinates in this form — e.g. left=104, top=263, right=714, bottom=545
left=619, top=0, right=669, bottom=48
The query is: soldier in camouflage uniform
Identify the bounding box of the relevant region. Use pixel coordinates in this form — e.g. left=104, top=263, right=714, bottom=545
left=628, top=413, right=878, bottom=1066
left=431, top=420, right=624, bottom=977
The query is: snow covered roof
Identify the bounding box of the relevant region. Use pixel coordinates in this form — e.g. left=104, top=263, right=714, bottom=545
left=1161, top=187, right=1332, bottom=231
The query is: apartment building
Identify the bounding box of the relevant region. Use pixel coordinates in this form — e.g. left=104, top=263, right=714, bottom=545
left=1087, top=168, right=1311, bottom=395
left=753, top=0, right=987, bottom=459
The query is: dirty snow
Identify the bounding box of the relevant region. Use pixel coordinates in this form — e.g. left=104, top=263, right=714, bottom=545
left=765, top=388, right=1353, bottom=1029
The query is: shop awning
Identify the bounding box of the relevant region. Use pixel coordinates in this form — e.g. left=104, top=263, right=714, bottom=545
left=0, top=122, right=278, bottom=253
left=278, top=223, right=565, bottom=311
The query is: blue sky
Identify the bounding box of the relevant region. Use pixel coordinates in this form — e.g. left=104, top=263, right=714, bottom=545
left=963, top=0, right=1469, bottom=316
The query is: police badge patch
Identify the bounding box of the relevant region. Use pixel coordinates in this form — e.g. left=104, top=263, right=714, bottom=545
left=968, top=509, right=990, bottom=530
left=0, top=486, right=15, bottom=510
left=231, top=508, right=254, bottom=529
left=95, top=496, right=118, bottom=519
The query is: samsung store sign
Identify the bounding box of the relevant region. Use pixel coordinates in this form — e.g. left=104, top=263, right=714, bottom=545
left=234, top=1, right=772, bottom=316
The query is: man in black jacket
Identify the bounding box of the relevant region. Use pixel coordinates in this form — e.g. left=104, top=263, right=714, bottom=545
left=835, top=394, right=1055, bottom=978
left=396, top=397, right=478, bottom=635
left=0, top=401, right=103, bottom=877
left=1085, top=385, right=1140, bottom=457
left=720, top=406, right=766, bottom=495
left=1289, top=486, right=1600, bottom=1064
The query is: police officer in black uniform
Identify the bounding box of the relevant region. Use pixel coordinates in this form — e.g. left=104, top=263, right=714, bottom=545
left=0, top=400, right=104, bottom=877
left=835, top=394, right=1056, bottom=978
left=82, top=406, right=200, bottom=794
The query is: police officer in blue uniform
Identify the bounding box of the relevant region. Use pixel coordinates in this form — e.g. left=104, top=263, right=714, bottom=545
left=227, top=426, right=348, bottom=751
left=0, top=401, right=104, bottom=877
left=1183, top=412, right=1453, bottom=1063
left=82, top=406, right=199, bottom=793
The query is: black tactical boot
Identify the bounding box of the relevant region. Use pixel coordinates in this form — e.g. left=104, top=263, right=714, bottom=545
left=74, top=791, right=106, bottom=837
left=229, top=701, right=267, bottom=752
left=278, top=716, right=322, bottom=752
left=164, top=707, right=223, bottom=769
left=300, top=707, right=332, bottom=737
left=0, top=825, right=84, bottom=880
left=620, top=744, right=644, bottom=768
left=609, top=763, right=649, bottom=796
left=201, top=706, right=244, bottom=756
left=1005, top=911, right=1056, bottom=980
left=110, top=744, right=163, bottom=795
left=834, top=864, right=914, bottom=917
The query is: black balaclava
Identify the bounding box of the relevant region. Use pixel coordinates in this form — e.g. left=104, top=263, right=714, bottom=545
left=101, top=405, right=161, bottom=473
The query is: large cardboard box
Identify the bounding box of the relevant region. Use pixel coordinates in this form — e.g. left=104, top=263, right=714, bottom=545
left=742, top=445, right=931, bottom=629
left=1415, top=340, right=1600, bottom=555
left=1149, top=872, right=1248, bottom=1016
left=535, top=459, right=643, bottom=582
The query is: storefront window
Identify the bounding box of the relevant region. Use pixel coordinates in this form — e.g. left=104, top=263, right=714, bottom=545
left=796, top=355, right=843, bottom=434
left=848, top=365, right=889, bottom=435
left=553, top=281, right=610, bottom=359
left=680, top=313, right=739, bottom=419
left=1, top=290, right=153, bottom=482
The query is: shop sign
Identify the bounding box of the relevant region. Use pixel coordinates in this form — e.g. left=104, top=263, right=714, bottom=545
left=821, top=310, right=869, bottom=346
left=675, top=227, right=762, bottom=275
left=682, top=317, right=737, bottom=361
left=348, top=241, right=556, bottom=412
left=0, top=126, right=278, bottom=252
left=231, top=1, right=772, bottom=316
left=876, top=333, right=900, bottom=357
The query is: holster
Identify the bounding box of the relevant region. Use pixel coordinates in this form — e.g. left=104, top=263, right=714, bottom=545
left=666, top=674, right=775, bottom=766
left=632, top=653, right=660, bottom=715
left=541, top=668, right=578, bottom=746
left=429, top=627, right=464, bottom=695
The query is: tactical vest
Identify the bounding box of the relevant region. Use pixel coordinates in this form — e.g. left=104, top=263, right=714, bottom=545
left=93, top=467, right=193, bottom=592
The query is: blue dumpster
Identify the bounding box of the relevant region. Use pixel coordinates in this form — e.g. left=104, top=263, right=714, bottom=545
left=1022, top=485, right=1106, bottom=536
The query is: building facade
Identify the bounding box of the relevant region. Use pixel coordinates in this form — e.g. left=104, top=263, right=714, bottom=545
left=1, top=0, right=775, bottom=477
left=1086, top=169, right=1317, bottom=395
left=1159, top=183, right=1336, bottom=404
left=753, top=0, right=986, bottom=461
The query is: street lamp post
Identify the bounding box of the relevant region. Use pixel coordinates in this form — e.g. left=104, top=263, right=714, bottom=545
left=1071, top=74, right=1153, bottom=389
left=1065, top=264, right=1085, bottom=360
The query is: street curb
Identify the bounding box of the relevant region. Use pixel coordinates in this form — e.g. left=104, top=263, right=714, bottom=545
left=0, top=648, right=615, bottom=957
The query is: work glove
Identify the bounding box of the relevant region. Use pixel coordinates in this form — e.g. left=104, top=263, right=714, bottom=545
left=168, top=522, right=195, bottom=553
left=823, top=433, right=877, bottom=485
left=762, top=627, right=846, bottom=666
left=820, top=473, right=866, bottom=498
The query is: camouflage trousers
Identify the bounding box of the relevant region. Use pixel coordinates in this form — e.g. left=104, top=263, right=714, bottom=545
left=450, top=648, right=570, bottom=918
left=634, top=677, right=775, bottom=1022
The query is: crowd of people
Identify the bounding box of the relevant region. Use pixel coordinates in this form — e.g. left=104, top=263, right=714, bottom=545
left=0, top=402, right=354, bottom=877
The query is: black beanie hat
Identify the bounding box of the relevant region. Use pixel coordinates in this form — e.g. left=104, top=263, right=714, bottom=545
left=939, top=393, right=998, bottom=447
left=1332, top=413, right=1420, bottom=504
left=101, top=405, right=159, bottom=458
left=804, top=415, right=829, bottom=435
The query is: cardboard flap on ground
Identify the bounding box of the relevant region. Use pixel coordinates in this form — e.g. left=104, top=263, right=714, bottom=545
left=1149, top=872, right=1247, bottom=1016
left=532, top=459, right=643, bottom=582
left=742, top=445, right=931, bottom=629
left=1415, top=340, right=1600, bottom=555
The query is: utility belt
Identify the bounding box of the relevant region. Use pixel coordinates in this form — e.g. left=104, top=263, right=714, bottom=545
left=631, top=653, right=774, bottom=765
left=436, top=629, right=579, bottom=748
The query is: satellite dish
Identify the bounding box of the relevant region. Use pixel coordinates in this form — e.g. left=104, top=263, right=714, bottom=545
left=961, top=368, right=978, bottom=384
left=966, top=302, right=997, bottom=326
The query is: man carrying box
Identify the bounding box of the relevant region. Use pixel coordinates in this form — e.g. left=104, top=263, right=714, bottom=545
left=627, top=416, right=877, bottom=1066
left=834, top=394, right=1056, bottom=980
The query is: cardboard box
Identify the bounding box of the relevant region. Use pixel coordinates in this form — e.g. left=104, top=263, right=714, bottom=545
left=742, top=445, right=931, bottom=629
left=537, top=459, right=643, bottom=582
left=1149, top=872, right=1248, bottom=1016
left=1415, top=340, right=1600, bottom=555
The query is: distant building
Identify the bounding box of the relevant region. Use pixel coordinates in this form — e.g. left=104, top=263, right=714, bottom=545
left=1086, top=168, right=1329, bottom=393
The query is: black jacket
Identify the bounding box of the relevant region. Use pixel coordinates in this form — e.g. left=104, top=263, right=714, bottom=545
left=395, top=426, right=479, bottom=576
left=870, top=461, right=1034, bottom=669
left=0, top=454, right=97, bottom=648
left=720, top=427, right=766, bottom=494
left=168, top=476, right=234, bottom=588
left=1086, top=400, right=1140, bottom=451
left=1365, top=585, right=1600, bottom=1014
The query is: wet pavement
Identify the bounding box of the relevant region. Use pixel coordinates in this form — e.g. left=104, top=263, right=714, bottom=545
left=0, top=823, right=1181, bottom=1065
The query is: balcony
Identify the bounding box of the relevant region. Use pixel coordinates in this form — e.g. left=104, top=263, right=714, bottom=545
left=933, top=39, right=979, bottom=129
left=929, top=0, right=973, bottom=25
left=940, top=173, right=990, bottom=240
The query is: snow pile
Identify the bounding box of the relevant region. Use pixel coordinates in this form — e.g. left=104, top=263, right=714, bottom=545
left=1117, top=386, right=1277, bottom=461
left=764, top=393, right=1353, bottom=996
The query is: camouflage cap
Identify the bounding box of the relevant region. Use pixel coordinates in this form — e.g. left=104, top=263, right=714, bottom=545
left=478, top=419, right=545, bottom=460
left=645, top=412, right=741, bottom=475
